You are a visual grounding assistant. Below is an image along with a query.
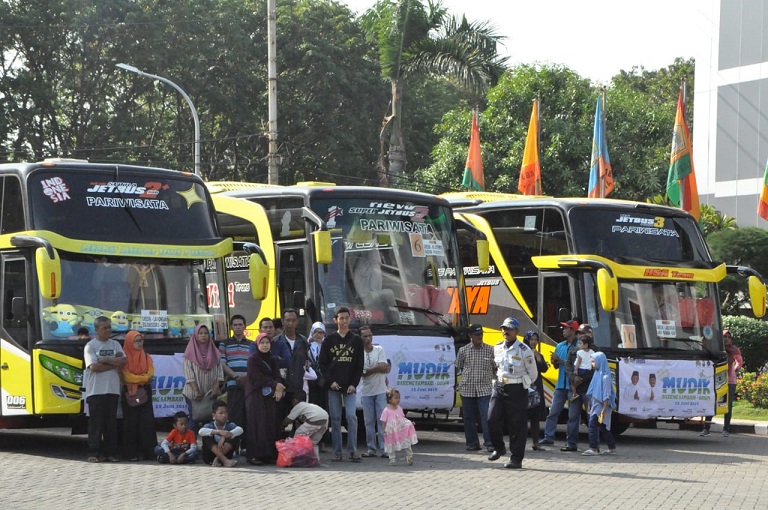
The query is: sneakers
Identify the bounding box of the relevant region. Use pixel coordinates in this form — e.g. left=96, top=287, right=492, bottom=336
left=405, top=456, right=413, bottom=466
left=699, top=429, right=711, bottom=437
left=389, top=457, right=397, bottom=466
left=722, top=430, right=730, bottom=438
left=581, top=448, right=599, bottom=456
left=537, top=439, right=554, bottom=446
left=600, top=449, right=617, bottom=455
left=560, top=445, right=577, bottom=452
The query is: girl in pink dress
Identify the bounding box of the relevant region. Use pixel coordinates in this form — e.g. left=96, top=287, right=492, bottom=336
left=380, top=388, right=418, bottom=465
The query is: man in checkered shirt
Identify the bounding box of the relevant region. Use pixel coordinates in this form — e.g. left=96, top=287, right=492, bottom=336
left=455, top=324, right=496, bottom=452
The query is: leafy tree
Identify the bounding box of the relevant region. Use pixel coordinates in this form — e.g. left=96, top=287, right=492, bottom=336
left=708, top=227, right=768, bottom=315
left=700, top=204, right=737, bottom=237
left=722, top=315, right=768, bottom=372
left=359, top=0, right=506, bottom=185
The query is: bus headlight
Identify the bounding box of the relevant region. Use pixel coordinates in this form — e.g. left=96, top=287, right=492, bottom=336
left=39, top=354, right=83, bottom=386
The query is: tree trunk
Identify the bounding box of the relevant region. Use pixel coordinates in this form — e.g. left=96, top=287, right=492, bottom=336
left=379, top=78, right=406, bottom=187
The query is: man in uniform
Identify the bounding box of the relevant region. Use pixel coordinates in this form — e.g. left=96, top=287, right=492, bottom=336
left=486, top=317, right=538, bottom=469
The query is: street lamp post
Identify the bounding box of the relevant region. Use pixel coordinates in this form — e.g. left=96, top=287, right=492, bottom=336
left=116, top=63, right=201, bottom=177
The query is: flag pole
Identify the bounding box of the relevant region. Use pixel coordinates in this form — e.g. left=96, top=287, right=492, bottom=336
left=534, top=96, right=541, bottom=195
left=679, top=79, right=687, bottom=208
left=600, top=87, right=607, bottom=198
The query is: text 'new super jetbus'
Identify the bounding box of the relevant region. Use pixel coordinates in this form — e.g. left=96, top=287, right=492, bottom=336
left=444, top=192, right=765, bottom=433
left=0, top=160, right=243, bottom=428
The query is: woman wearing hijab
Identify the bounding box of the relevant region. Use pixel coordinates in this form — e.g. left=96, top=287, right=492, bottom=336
left=245, top=333, right=285, bottom=465
left=182, top=324, right=224, bottom=428
left=307, top=322, right=326, bottom=408
left=523, top=331, right=549, bottom=450
left=121, top=330, right=157, bottom=460
left=582, top=351, right=617, bottom=456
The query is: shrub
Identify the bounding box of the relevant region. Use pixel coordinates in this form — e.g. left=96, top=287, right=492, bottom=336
left=737, top=372, right=768, bottom=408
left=721, top=315, right=768, bottom=372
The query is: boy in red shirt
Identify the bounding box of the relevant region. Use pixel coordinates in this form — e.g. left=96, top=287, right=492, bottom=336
left=155, top=412, right=199, bottom=464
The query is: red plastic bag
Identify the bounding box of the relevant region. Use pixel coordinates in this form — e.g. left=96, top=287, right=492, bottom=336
left=275, top=435, right=319, bottom=468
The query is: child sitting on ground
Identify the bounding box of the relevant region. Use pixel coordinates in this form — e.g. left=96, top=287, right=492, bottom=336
left=380, top=388, right=418, bottom=466
left=198, top=401, right=243, bottom=467
left=155, top=411, right=198, bottom=464
left=571, top=334, right=595, bottom=401
left=281, top=390, right=329, bottom=459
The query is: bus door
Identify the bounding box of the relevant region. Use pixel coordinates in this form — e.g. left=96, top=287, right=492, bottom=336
left=0, top=256, right=32, bottom=416
left=276, top=245, right=310, bottom=334
left=539, top=272, right=576, bottom=342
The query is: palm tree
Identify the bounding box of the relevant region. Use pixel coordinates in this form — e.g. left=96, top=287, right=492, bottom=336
left=361, top=0, right=507, bottom=186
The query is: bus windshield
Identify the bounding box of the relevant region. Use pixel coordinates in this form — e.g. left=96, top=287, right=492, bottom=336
left=584, top=276, right=723, bottom=353
left=311, top=198, right=460, bottom=326
left=569, top=208, right=710, bottom=264
left=39, top=254, right=225, bottom=342
left=28, top=169, right=218, bottom=243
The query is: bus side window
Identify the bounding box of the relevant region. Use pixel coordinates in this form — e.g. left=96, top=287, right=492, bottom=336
left=1, top=176, right=25, bottom=234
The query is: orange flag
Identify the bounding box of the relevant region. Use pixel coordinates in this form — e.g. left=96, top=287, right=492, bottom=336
left=518, top=99, right=542, bottom=195
left=666, top=88, right=700, bottom=221
left=462, top=112, right=485, bottom=191
left=758, top=158, right=768, bottom=221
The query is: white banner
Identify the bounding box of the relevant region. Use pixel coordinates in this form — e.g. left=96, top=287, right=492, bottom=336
left=357, top=334, right=456, bottom=410
left=618, top=358, right=715, bottom=418
left=150, top=354, right=189, bottom=417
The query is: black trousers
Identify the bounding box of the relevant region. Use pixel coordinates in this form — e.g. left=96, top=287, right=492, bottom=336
left=87, top=394, right=119, bottom=457
left=488, top=383, right=528, bottom=461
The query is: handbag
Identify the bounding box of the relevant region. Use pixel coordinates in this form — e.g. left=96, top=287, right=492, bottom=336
left=190, top=392, right=217, bottom=422
left=126, top=386, right=148, bottom=407
left=527, top=385, right=542, bottom=409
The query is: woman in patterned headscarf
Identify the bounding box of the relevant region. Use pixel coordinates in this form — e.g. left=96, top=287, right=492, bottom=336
left=182, top=324, right=224, bottom=428
left=121, top=330, right=156, bottom=460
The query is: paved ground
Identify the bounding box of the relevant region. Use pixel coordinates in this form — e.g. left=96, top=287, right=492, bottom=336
left=1, top=422, right=766, bottom=509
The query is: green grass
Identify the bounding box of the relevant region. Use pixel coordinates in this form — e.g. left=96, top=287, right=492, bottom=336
left=731, top=399, right=768, bottom=421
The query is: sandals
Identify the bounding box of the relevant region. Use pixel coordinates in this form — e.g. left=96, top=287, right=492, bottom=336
left=361, top=452, right=377, bottom=458
left=247, top=458, right=263, bottom=466
left=87, top=456, right=99, bottom=463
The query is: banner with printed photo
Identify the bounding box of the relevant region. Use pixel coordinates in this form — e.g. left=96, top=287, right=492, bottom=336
left=357, top=334, right=456, bottom=410
left=150, top=354, right=189, bottom=417
left=618, top=358, right=715, bottom=418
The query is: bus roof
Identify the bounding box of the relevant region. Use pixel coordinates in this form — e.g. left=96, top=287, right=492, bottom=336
left=209, top=181, right=452, bottom=205
left=447, top=194, right=695, bottom=219
left=0, top=160, right=201, bottom=181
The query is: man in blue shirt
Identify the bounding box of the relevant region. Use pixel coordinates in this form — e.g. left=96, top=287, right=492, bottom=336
left=538, top=320, right=579, bottom=449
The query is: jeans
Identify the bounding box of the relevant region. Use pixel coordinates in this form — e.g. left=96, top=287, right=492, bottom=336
left=566, top=389, right=587, bottom=448
left=328, top=389, right=358, bottom=456
left=362, top=393, right=387, bottom=453
left=542, top=388, right=568, bottom=442
left=588, top=413, right=616, bottom=450
left=461, top=394, right=492, bottom=447
left=704, top=383, right=737, bottom=432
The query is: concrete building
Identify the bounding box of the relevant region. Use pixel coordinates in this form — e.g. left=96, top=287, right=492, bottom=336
left=693, top=0, right=768, bottom=227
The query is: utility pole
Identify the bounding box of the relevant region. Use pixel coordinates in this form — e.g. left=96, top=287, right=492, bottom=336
left=267, top=0, right=279, bottom=185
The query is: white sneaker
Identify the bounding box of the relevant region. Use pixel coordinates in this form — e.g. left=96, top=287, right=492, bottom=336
left=600, top=449, right=616, bottom=455
left=581, top=448, right=599, bottom=456
left=722, top=430, right=730, bottom=437
left=699, top=429, right=710, bottom=437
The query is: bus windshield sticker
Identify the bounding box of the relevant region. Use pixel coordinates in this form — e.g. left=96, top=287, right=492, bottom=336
left=611, top=214, right=680, bottom=237
left=325, top=205, right=343, bottom=228
left=524, top=215, right=536, bottom=229
left=656, top=319, right=676, bottom=338
left=410, top=233, right=426, bottom=257
left=41, top=176, right=72, bottom=203
left=141, top=309, right=168, bottom=331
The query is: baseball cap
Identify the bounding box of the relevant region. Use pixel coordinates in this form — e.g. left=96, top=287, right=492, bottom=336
left=468, top=324, right=483, bottom=335
left=560, top=320, right=579, bottom=331
left=500, top=317, right=520, bottom=329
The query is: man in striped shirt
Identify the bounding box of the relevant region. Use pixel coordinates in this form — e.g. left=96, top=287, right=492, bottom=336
left=455, top=324, right=496, bottom=452
left=219, top=315, right=250, bottom=440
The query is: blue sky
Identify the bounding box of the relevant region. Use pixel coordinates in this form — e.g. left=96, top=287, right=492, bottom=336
left=340, top=0, right=714, bottom=83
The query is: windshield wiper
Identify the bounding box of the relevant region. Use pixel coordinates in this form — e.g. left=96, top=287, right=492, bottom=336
left=395, top=304, right=457, bottom=337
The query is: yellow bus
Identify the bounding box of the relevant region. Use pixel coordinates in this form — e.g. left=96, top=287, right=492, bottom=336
left=0, top=160, right=236, bottom=428
left=444, top=192, right=765, bottom=433
left=208, top=182, right=486, bottom=412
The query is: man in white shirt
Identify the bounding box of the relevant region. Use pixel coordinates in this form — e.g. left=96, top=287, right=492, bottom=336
left=359, top=325, right=390, bottom=458
left=84, top=316, right=125, bottom=462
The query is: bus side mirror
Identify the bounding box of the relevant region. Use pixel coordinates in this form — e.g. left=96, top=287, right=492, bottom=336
left=748, top=275, right=766, bottom=318
left=477, top=239, right=489, bottom=272
left=314, top=230, right=332, bottom=265
left=248, top=251, right=268, bottom=301
left=596, top=268, right=618, bottom=312
left=36, top=247, right=61, bottom=300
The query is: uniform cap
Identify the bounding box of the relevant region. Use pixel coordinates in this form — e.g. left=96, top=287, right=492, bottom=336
left=559, top=320, right=579, bottom=331
left=500, top=317, right=520, bottom=329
